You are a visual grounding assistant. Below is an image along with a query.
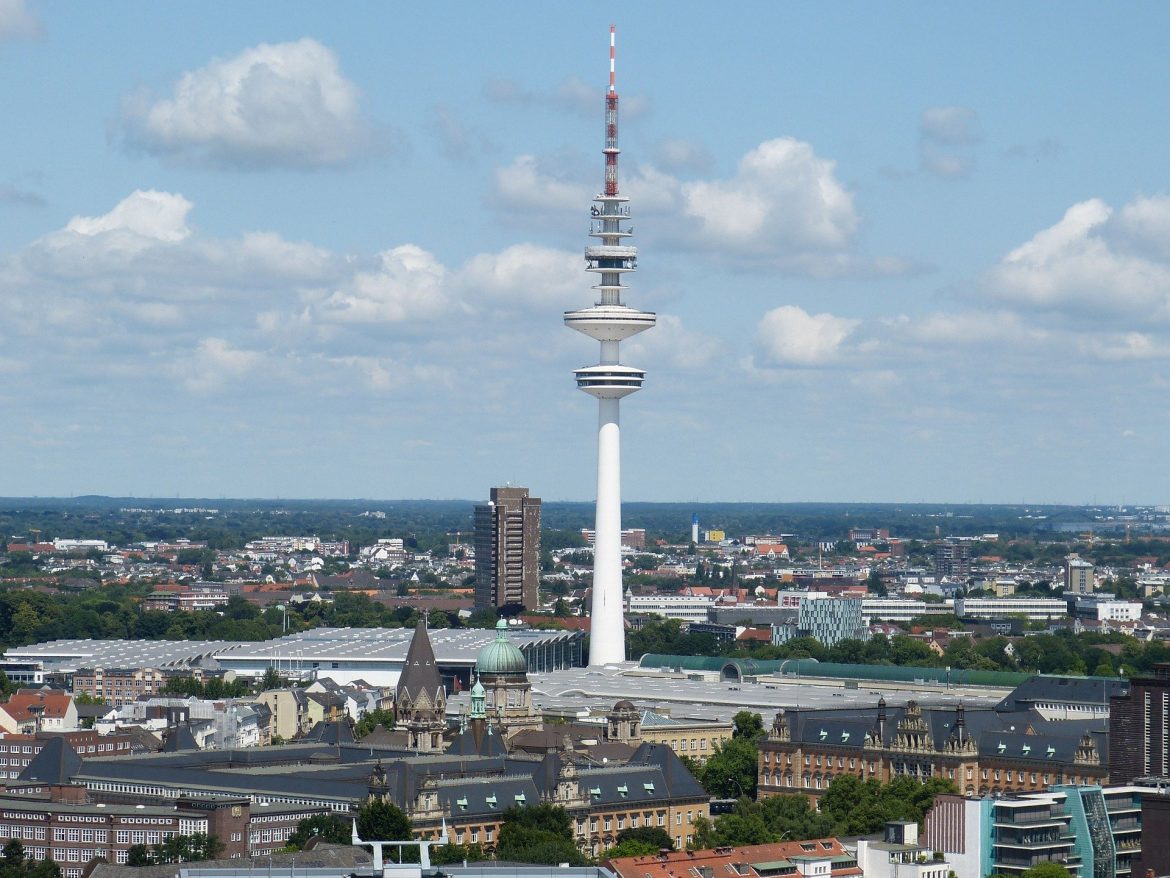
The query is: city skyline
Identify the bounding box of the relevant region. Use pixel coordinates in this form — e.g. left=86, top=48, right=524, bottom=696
left=2, top=4, right=1170, bottom=504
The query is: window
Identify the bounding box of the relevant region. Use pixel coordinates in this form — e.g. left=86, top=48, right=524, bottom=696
left=676, top=813, right=682, bottom=825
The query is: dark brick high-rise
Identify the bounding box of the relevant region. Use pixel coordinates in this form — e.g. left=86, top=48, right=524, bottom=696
left=1110, top=663, right=1170, bottom=784
left=474, top=486, right=541, bottom=611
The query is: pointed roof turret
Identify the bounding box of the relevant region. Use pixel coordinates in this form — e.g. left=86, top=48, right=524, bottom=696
left=18, top=737, right=81, bottom=785
left=397, top=620, right=444, bottom=706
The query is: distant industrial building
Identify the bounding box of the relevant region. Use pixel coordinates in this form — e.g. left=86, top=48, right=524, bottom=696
left=954, top=596, right=1068, bottom=622
left=474, top=486, right=541, bottom=610
left=580, top=527, right=646, bottom=549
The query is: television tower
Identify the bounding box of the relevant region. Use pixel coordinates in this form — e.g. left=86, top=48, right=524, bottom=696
left=565, top=25, right=655, bottom=666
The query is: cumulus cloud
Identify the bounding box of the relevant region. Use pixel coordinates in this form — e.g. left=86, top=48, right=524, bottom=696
left=677, top=138, right=862, bottom=269
left=0, top=0, right=39, bottom=42
left=625, top=314, right=720, bottom=370
left=120, top=38, right=378, bottom=169
left=317, top=245, right=451, bottom=325
left=752, top=305, right=859, bottom=367
left=984, top=197, right=1170, bottom=321
left=493, top=154, right=591, bottom=213
left=66, top=189, right=192, bottom=242
left=919, top=106, right=978, bottom=178
left=175, top=338, right=263, bottom=393
left=459, top=244, right=580, bottom=309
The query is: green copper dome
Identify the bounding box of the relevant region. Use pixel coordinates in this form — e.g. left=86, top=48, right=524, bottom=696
left=476, top=619, right=528, bottom=677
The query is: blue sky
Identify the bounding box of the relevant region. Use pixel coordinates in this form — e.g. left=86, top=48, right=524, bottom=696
left=2, top=2, right=1170, bottom=504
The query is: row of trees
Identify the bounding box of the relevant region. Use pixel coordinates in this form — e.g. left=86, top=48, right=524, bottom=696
left=287, top=800, right=677, bottom=866
left=0, top=585, right=499, bottom=654
left=694, top=775, right=958, bottom=848
left=626, top=616, right=1167, bottom=678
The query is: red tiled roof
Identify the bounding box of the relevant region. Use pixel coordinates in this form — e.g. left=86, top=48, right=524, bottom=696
left=607, top=839, right=860, bottom=878
left=4, top=690, right=74, bottom=720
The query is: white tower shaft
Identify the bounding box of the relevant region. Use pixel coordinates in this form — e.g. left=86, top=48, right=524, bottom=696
left=590, top=397, right=624, bottom=664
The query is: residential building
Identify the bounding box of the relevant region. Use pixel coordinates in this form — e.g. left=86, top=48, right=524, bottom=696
left=1110, top=663, right=1170, bottom=784
left=0, top=690, right=79, bottom=733
left=1067, top=554, right=1097, bottom=594
left=474, top=486, right=541, bottom=610
left=856, top=822, right=952, bottom=878
left=934, top=542, right=972, bottom=580
left=72, top=667, right=173, bottom=707
left=923, top=786, right=1144, bottom=878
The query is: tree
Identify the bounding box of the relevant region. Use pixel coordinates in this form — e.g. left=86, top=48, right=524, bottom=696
left=602, top=838, right=660, bottom=859
left=261, top=667, right=283, bottom=691
left=616, top=826, right=674, bottom=851
left=355, top=708, right=397, bottom=737
left=699, top=737, right=758, bottom=798
left=1018, top=865, right=1071, bottom=878
left=732, top=711, right=765, bottom=743
left=3, top=839, right=25, bottom=866
left=356, top=800, right=412, bottom=844
left=287, top=814, right=350, bottom=850
left=495, top=804, right=585, bottom=866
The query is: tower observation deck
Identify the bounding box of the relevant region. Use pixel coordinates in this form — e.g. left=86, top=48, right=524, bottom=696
left=564, top=26, right=655, bottom=666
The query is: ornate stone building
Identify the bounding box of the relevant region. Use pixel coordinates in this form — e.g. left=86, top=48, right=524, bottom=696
left=394, top=621, right=447, bottom=752
left=474, top=620, right=542, bottom=738
left=759, top=698, right=1107, bottom=800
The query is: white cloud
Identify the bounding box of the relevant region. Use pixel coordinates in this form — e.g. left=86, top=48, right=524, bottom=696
left=678, top=138, right=859, bottom=264
left=752, top=305, right=859, bottom=367
left=175, top=338, right=263, bottom=393
left=625, top=314, right=720, bottom=370
left=66, top=190, right=192, bottom=242
left=493, top=154, right=591, bottom=213
left=0, top=0, right=39, bottom=41
left=984, top=197, right=1170, bottom=320
left=919, top=106, right=978, bottom=178
left=920, top=106, right=979, bottom=145
left=121, top=38, right=376, bottom=169
left=317, top=245, right=451, bottom=324
left=458, top=244, right=580, bottom=309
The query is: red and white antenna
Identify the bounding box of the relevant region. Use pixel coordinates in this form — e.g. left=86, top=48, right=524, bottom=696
left=604, top=24, right=619, bottom=197
left=609, top=24, right=616, bottom=93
